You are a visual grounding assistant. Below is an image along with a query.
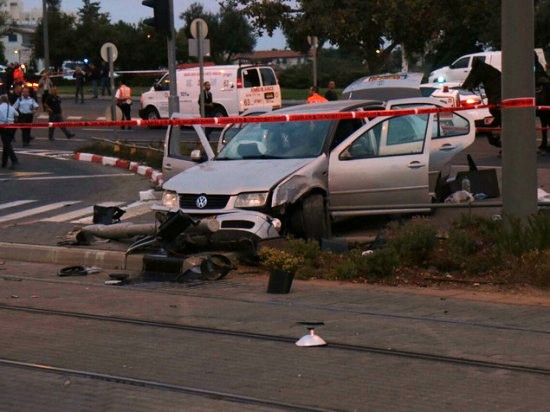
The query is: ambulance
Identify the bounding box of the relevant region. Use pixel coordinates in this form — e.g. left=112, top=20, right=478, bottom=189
left=139, top=64, right=282, bottom=121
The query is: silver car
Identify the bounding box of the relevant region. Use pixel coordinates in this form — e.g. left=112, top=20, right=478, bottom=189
left=155, top=99, right=475, bottom=239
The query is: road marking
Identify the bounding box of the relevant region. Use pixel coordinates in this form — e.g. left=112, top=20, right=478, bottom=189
left=0, top=173, right=134, bottom=182
left=0, top=200, right=36, bottom=211
left=0, top=201, right=80, bottom=223
left=11, top=171, right=51, bottom=177
left=71, top=200, right=155, bottom=224
left=42, top=201, right=126, bottom=223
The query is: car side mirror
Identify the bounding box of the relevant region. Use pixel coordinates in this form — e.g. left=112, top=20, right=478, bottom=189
left=153, top=83, right=162, bottom=91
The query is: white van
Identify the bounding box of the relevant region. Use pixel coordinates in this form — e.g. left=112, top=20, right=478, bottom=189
left=139, top=65, right=282, bottom=121
left=428, top=49, right=547, bottom=84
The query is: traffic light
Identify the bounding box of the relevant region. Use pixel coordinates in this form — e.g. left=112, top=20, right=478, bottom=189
left=142, top=0, right=170, bottom=35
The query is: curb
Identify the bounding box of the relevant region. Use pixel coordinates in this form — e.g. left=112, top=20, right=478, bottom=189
left=0, top=242, right=143, bottom=271
left=73, top=152, right=164, bottom=186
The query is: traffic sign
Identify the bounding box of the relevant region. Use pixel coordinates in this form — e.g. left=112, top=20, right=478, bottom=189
left=100, top=42, right=118, bottom=62
left=190, top=18, right=208, bottom=39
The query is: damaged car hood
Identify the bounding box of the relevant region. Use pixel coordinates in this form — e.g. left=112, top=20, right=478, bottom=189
left=163, top=158, right=315, bottom=194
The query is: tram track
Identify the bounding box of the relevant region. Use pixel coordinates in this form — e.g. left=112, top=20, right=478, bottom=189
left=2, top=273, right=550, bottom=337
left=0, top=358, right=333, bottom=412
left=1, top=303, right=549, bottom=377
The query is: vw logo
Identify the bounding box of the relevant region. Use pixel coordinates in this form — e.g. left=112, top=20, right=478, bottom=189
left=196, top=195, right=208, bottom=209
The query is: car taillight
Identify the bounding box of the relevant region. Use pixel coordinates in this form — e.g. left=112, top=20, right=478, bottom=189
left=236, top=77, right=243, bottom=88
left=462, top=97, right=479, bottom=106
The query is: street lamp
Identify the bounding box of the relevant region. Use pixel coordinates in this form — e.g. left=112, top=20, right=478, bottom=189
left=14, top=50, right=20, bottom=63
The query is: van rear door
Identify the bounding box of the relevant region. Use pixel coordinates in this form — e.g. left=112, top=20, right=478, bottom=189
left=237, top=67, right=282, bottom=112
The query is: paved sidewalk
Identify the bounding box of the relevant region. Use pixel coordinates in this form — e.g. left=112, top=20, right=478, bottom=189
left=0, top=259, right=549, bottom=411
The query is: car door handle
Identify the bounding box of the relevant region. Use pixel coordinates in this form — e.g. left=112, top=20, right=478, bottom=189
left=408, top=161, right=426, bottom=169
left=164, top=164, right=172, bottom=170
left=439, top=144, right=457, bottom=151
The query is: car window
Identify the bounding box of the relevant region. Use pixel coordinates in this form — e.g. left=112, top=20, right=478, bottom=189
left=431, top=112, right=470, bottom=139
left=218, top=120, right=332, bottom=159
left=168, top=125, right=208, bottom=160
left=260, top=68, right=277, bottom=86
left=342, top=114, right=428, bottom=159
left=450, top=57, right=470, bottom=69
left=242, top=68, right=261, bottom=87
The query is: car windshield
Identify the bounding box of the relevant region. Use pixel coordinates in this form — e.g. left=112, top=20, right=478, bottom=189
left=217, top=119, right=332, bottom=160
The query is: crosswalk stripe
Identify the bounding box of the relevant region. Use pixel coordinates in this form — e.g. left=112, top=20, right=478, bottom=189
left=42, top=201, right=126, bottom=223
left=0, top=200, right=36, bottom=211
left=0, top=201, right=80, bottom=224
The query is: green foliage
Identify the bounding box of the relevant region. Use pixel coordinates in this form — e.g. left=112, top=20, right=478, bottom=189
left=364, top=247, right=400, bottom=280
left=385, top=218, right=438, bottom=266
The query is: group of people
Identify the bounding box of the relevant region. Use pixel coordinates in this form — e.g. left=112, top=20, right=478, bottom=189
left=307, top=80, right=339, bottom=103
left=72, top=61, right=111, bottom=103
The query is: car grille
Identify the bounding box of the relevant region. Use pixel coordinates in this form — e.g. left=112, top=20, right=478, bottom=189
left=220, top=220, right=255, bottom=229
left=180, top=194, right=230, bottom=210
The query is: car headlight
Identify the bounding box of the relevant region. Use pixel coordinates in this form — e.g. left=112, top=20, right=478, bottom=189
left=161, top=190, right=179, bottom=208
left=235, top=192, right=268, bottom=208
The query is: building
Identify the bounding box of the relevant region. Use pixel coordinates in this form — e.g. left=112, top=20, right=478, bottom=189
left=1, top=0, right=42, bottom=66
left=231, top=50, right=313, bottom=70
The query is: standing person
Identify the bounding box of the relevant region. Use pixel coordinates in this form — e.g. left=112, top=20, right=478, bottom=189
left=44, top=86, right=75, bottom=140
left=324, top=80, right=338, bottom=101
left=3, top=63, right=15, bottom=93
left=13, top=87, right=39, bottom=147
left=100, top=62, right=111, bottom=96
left=88, top=63, right=100, bottom=98
left=7, top=84, right=22, bottom=142
left=307, top=86, right=328, bottom=104
left=73, top=66, right=85, bottom=103
left=115, top=80, right=132, bottom=130
left=38, top=70, right=54, bottom=111
left=12, top=63, right=25, bottom=86
left=198, top=81, right=215, bottom=137
left=0, top=94, right=19, bottom=169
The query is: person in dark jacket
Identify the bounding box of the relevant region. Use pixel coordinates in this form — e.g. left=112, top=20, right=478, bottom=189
left=44, top=87, right=75, bottom=140
left=324, top=80, right=338, bottom=101
left=73, top=66, right=85, bottom=103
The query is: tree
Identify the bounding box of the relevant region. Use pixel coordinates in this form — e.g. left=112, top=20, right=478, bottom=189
left=74, top=0, right=113, bottom=64
left=233, top=0, right=504, bottom=73
left=31, top=7, right=77, bottom=68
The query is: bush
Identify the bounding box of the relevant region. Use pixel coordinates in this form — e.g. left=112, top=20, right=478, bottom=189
left=385, top=218, right=438, bottom=266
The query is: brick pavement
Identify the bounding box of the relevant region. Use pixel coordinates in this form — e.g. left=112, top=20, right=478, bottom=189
left=0, top=259, right=549, bottom=411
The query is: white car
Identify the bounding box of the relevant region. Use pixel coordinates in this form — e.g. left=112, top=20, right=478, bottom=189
left=420, top=82, right=493, bottom=127
left=156, top=98, right=475, bottom=240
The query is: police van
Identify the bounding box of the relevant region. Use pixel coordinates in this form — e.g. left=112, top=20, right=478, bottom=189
left=139, top=64, right=282, bottom=121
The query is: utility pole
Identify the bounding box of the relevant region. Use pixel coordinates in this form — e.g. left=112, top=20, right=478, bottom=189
left=167, top=0, right=179, bottom=115
left=42, top=0, right=49, bottom=70
left=501, top=0, right=537, bottom=220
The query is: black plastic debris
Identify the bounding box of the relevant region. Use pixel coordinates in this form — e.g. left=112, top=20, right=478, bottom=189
left=58, top=265, right=88, bottom=277
left=93, top=205, right=126, bottom=225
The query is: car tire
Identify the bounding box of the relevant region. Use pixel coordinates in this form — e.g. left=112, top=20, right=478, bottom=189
left=212, top=105, right=227, bottom=118
left=300, top=194, right=329, bottom=240
left=144, top=107, right=162, bottom=129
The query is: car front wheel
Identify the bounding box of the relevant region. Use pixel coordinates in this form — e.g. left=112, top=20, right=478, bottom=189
left=293, top=194, right=329, bottom=240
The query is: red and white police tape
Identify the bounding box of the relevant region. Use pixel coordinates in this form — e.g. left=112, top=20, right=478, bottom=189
left=73, top=152, right=164, bottom=186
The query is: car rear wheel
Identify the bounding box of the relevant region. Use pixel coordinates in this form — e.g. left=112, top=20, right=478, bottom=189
left=144, top=107, right=162, bottom=129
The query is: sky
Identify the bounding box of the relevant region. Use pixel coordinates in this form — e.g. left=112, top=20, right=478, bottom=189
left=23, top=0, right=286, bottom=50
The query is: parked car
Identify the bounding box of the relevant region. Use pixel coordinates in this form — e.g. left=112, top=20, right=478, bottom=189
left=420, top=82, right=492, bottom=127
left=155, top=99, right=475, bottom=239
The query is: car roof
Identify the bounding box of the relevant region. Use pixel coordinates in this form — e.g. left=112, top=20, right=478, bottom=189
left=270, top=100, right=385, bottom=115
